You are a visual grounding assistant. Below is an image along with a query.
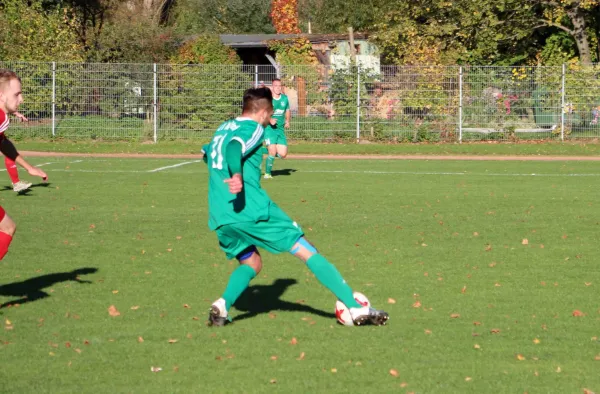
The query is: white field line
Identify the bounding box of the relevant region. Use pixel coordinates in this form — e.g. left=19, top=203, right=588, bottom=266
left=42, top=168, right=600, bottom=177
left=147, top=160, right=203, bottom=173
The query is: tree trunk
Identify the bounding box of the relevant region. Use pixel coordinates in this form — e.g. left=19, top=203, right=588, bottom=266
left=566, top=6, right=593, bottom=65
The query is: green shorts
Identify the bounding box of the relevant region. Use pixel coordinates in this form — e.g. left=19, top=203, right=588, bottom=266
left=265, top=126, right=287, bottom=146
left=216, top=202, right=303, bottom=259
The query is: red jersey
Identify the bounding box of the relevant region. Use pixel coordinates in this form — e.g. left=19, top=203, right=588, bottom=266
left=0, top=108, right=9, bottom=134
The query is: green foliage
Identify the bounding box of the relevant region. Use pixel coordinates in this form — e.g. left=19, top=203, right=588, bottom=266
left=329, top=64, right=375, bottom=118
left=170, top=0, right=275, bottom=35
left=0, top=0, right=84, bottom=61
left=161, top=38, right=248, bottom=133
left=298, top=0, right=380, bottom=34
left=539, top=33, right=578, bottom=65
left=173, top=35, right=242, bottom=65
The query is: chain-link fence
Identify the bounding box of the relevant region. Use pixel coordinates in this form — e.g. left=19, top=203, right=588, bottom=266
left=1, top=61, right=599, bottom=142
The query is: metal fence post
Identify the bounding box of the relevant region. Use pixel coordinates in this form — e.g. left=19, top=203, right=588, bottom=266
left=561, top=63, right=566, bottom=142
left=356, top=64, right=361, bottom=143
left=51, top=62, right=56, bottom=137
left=153, top=63, right=158, bottom=143
left=459, top=66, right=463, bottom=143
left=255, top=65, right=259, bottom=87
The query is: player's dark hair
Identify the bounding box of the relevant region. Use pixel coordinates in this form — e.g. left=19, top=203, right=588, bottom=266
left=242, top=87, right=273, bottom=114
left=272, top=78, right=281, bottom=83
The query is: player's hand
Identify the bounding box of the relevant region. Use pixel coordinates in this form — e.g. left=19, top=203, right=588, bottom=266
left=224, top=173, right=243, bottom=194
left=284, top=122, right=290, bottom=129
left=27, top=167, right=47, bottom=180
left=270, top=118, right=277, bottom=126
left=13, top=112, right=28, bottom=122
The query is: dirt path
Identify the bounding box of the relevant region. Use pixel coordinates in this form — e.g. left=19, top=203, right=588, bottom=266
left=20, top=151, right=600, bottom=161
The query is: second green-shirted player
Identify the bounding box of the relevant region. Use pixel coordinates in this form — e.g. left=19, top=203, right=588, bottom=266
left=202, top=87, right=389, bottom=327
left=263, top=78, right=290, bottom=179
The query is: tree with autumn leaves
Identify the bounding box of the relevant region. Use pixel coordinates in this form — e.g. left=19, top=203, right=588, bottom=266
left=269, top=0, right=317, bottom=65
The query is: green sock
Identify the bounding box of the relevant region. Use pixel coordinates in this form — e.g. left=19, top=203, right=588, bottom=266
left=306, top=254, right=361, bottom=308
left=265, top=155, right=275, bottom=175
left=222, top=265, right=257, bottom=310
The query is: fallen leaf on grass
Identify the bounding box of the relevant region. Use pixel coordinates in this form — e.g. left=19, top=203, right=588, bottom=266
left=461, top=286, right=467, bottom=293
left=297, top=352, right=305, bottom=360
left=450, top=313, right=460, bottom=318
left=412, top=301, right=422, bottom=308
left=389, top=369, right=399, bottom=377
left=533, top=338, right=541, bottom=344
left=473, top=344, right=481, bottom=349
left=516, top=354, right=526, bottom=361
left=108, top=305, right=120, bottom=317
left=168, top=339, right=178, bottom=344
left=112, top=290, right=119, bottom=294
left=573, top=310, right=585, bottom=317
left=183, top=304, right=191, bottom=309
left=151, top=366, right=162, bottom=372
left=269, top=313, right=277, bottom=319
left=424, top=329, right=432, bottom=335
left=130, top=306, right=140, bottom=310
left=269, top=379, right=277, bottom=384
left=331, top=368, right=337, bottom=373
left=556, top=366, right=561, bottom=373
left=594, top=354, right=600, bottom=361
left=465, top=377, right=472, bottom=382
left=491, top=328, right=501, bottom=334
left=583, top=389, right=595, bottom=394
left=388, top=298, right=396, bottom=304
left=522, top=239, right=529, bottom=245
left=138, top=337, right=144, bottom=343
left=290, top=337, right=298, bottom=345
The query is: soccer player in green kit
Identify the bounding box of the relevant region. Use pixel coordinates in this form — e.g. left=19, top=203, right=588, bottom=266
left=263, top=78, right=289, bottom=179
left=203, top=87, right=389, bottom=327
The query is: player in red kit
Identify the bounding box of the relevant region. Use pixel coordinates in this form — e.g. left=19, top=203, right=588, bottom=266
left=0, top=69, right=48, bottom=259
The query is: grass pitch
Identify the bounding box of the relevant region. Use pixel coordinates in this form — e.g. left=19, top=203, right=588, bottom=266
left=1, top=156, right=599, bottom=393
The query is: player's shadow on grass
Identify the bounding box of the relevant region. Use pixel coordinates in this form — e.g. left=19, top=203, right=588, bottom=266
left=271, top=169, right=297, bottom=177
left=2, top=182, right=52, bottom=195
left=232, top=278, right=336, bottom=322
left=0, top=267, right=97, bottom=310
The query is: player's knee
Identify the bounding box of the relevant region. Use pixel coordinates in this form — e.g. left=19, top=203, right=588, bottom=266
left=237, top=246, right=262, bottom=274
left=278, top=151, right=287, bottom=159
left=290, top=237, right=318, bottom=262
left=243, top=257, right=262, bottom=275
left=0, top=216, right=16, bottom=236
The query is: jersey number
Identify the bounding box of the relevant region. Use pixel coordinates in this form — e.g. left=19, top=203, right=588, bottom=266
left=210, top=135, right=225, bottom=170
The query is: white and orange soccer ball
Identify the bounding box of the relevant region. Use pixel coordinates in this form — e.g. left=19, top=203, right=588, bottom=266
left=335, top=292, right=370, bottom=326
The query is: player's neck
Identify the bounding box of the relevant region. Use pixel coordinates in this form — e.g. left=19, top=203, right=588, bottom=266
left=239, top=113, right=262, bottom=124
left=273, top=93, right=281, bottom=99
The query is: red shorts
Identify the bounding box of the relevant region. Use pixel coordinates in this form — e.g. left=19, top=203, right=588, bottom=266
left=0, top=205, right=5, bottom=222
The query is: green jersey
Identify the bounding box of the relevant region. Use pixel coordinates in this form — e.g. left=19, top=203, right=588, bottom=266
left=271, top=94, right=289, bottom=130
left=207, top=117, right=270, bottom=230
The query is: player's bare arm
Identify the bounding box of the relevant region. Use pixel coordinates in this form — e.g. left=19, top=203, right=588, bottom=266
left=13, top=111, right=28, bottom=122
left=285, top=109, right=290, bottom=129
left=15, top=156, right=47, bottom=180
